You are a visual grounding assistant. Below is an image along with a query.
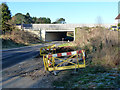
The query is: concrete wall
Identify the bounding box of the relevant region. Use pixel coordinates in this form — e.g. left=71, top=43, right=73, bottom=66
left=17, top=24, right=114, bottom=31
left=27, top=30, right=40, bottom=37
left=26, top=30, right=74, bottom=41
left=16, top=26, right=21, bottom=30
left=40, top=30, right=45, bottom=41
left=32, top=24, right=114, bottom=30
left=32, top=24, right=114, bottom=29
left=27, top=30, right=46, bottom=41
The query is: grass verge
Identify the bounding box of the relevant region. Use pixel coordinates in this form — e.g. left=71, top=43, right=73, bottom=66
left=53, top=66, right=120, bottom=88
left=58, top=42, right=75, bottom=47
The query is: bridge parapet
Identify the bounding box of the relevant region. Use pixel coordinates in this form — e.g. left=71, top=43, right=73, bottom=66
left=32, top=24, right=76, bottom=30
left=17, top=24, right=113, bottom=31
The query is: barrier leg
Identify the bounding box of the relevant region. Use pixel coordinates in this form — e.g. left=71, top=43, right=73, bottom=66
left=76, top=54, right=79, bottom=68
left=82, top=50, right=86, bottom=67
left=40, top=49, right=42, bottom=56
left=52, top=57, right=57, bottom=75
left=53, top=71, right=57, bottom=76
left=43, top=55, right=48, bottom=71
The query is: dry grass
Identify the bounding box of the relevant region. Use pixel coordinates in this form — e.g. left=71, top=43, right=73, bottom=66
left=2, top=30, right=43, bottom=48
left=52, top=27, right=120, bottom=89
left=74, top=27, right=119, bottom=68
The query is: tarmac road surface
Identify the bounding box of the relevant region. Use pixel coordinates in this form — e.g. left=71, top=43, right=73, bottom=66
left=2, top=41, right=66, bottom=69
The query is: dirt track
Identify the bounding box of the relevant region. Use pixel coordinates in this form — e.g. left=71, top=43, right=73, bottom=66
left=2, top=56, right=69, bottom=88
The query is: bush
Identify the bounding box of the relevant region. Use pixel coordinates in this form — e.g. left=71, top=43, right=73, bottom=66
left=2, top=30, right=43, bottom=49
left=75, top=27, right=119, bottom=68
left=82, top=26, right=90, bottom=31
left=118, top=23, right=120, bottom=26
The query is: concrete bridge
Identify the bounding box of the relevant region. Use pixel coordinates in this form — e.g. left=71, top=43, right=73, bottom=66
left=16, top=24, right=112, bottom=41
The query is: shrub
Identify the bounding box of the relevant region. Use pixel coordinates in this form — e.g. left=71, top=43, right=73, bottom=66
left=75, top=27, right=119, bottom=68
left=2, top=30, right=43, bottom=49
left=118, top=23, right=120, bottom=26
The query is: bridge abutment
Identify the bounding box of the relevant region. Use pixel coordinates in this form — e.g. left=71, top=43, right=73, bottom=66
left=16, top=24, right=77, bottom=42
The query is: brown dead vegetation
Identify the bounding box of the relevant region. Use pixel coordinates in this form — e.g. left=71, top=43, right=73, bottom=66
left=2, top=30, right=43, bottom=48
left=74, top=27, right=119, bottom=68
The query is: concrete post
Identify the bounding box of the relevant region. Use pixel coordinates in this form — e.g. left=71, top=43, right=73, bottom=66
left=74, top=29, right=75, bottom=41
left=39, top=29, right=42, bottom=40
left=41, top=30, right=46, bottom=41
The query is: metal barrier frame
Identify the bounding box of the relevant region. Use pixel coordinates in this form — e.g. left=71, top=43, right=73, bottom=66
left=43, top=50, right=86, bottom=71
left=40, top=44, right=56, bottom=56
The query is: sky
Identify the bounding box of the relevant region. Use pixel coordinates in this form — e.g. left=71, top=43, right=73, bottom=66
left=1, top=1, right=119, bottom=24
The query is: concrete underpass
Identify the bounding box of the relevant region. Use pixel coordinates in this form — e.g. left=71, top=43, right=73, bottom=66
left=22, top=28, right=75, bottom=42
left=45, top=30, right=75, bottom=41
left=45, top=32, right=67, bottom=41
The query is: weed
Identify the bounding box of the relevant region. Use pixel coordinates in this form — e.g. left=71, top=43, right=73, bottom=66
left=84, top=45, right=90, bottom=54
left=99, top=41, right=103, bottom=50
left=2, top=30, right=43, bottom=49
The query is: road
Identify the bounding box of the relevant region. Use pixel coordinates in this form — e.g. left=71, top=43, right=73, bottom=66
left=2, top=41, right=65, bottom=69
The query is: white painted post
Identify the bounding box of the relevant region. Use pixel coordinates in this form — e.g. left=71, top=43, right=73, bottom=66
left=41, top=30, right=46, bottom=41
left=74, top=29, right=75, bottom=41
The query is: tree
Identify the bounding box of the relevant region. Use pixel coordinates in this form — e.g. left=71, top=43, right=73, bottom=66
left=57, top=18, right=65, bottom=24
left=11, top=13, right=51, bottom=24
left=1, top=2, right=11, bottom=34
left=0, top=5, right=2, bottom=31
left=32, top=17, right=37, bottom=23
left=46, top=18, right=51, bottom=24
left=35, top=17, right=51, bottom=24
left=25, top=13, right=32, bottom=24
left=12, top=13, right=26, bottom=24
left=11, top=13, right=33, bottom=24
left=52, top=18, right=66, bottom=24
left=118, top=23, right=120, bottom=26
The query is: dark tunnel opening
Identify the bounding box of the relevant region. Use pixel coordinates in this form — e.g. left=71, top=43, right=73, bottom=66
left=45, top=32, right=74, bottom=41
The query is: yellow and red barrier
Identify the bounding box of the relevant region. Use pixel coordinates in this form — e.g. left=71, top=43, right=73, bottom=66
left=43, top=50, right=86, bottom=71
left=40, top=44, right=56, bottom=56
